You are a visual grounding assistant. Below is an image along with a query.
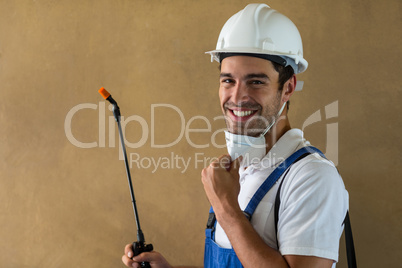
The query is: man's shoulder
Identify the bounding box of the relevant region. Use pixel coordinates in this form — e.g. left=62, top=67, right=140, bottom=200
left=283, top=152, right=345, bottom=193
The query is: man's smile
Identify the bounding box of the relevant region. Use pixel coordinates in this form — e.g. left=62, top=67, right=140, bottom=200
left=227, top=107, right=259, bottom=122
left=232, top=110, right=254, bottom=117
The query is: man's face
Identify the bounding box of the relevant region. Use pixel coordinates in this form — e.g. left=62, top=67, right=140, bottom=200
left=219, top=56, right=284, bottom=136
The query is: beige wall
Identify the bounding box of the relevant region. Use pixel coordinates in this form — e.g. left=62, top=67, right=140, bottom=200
left=0, top=0, right=400, bottom=267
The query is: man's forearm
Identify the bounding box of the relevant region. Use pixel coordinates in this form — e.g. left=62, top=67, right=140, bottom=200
left=217, top=206, right=289, bottom=268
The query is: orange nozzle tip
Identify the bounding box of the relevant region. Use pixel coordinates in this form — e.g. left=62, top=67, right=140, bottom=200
left=98, top=87, right=110, bottom=99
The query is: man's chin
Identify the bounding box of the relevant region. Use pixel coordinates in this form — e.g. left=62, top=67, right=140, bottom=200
left=226, top=127, right=260, bottom=137
left=225, top=127, right=242, bottom=135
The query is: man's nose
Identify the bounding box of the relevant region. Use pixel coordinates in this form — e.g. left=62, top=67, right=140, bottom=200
left=231, top=83, right=250, bottom=104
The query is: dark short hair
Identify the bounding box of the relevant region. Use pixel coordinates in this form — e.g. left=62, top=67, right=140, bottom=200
left=271, top=62, right=294, bottom=110
left=271, top=62, right=294, bottom=92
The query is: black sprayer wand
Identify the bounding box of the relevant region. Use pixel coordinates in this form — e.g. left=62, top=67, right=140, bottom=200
left=99, top=87, right=153, bottom=268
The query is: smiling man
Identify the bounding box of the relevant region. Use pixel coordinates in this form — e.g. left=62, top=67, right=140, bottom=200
left=219, top=55, right=290, bottom=145
left=122, top=3, right=348, bottom=268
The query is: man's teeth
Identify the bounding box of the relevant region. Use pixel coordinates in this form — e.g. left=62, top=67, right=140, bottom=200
left=233, top=110, right=253, bottom=117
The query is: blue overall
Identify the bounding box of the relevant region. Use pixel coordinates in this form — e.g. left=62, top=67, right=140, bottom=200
left=204, top=146, right=325, bottom=268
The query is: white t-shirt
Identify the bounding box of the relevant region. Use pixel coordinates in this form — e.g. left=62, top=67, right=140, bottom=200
left=214, top=129, right=348, bottom=267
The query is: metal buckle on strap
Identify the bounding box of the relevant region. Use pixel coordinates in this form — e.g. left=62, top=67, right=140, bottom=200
left=243, top=211, right=252, bottom=221
left=206, top=212, right=216, bottom=229
left=207, top=211, right=251, bottom=230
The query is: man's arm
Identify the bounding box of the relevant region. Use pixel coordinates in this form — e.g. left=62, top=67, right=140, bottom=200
left=216, top=205, right=333, bottom=268
left=201, top=155, right=333, bottom=268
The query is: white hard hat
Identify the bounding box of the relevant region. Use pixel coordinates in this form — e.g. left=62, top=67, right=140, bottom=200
left=206, top=3, right=308, bottom=75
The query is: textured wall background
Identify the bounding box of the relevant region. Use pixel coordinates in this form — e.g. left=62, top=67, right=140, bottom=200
left=0, top=0, right=400, bottom=267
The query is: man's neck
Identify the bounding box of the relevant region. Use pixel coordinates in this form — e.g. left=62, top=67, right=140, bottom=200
left=264, top=115, right=291, bottom=154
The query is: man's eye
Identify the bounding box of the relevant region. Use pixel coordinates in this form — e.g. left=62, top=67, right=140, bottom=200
left=221, top=79, right=234, bottom=84
left=250, top=80, right=263, bottom=85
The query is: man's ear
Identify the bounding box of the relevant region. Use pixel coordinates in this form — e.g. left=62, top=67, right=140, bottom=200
left=282, top=74, right=297, bottom=103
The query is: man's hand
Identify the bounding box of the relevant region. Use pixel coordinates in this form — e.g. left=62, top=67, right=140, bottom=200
left=122, top=244, right=172, bottom=268
left=201, top=155, right=242, bottom=217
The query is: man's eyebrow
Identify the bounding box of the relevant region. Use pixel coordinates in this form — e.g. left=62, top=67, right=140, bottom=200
left=220, top=72, right=233, bottom=78
left=245, top=73, right=270, bottom=80
left=219, top=73, right=270, bottom=80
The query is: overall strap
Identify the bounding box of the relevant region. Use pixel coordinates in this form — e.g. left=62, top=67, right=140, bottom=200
left=206, top=207, right=216, bottom=240
left=344, top=211, right=357, bottom=268
left=273, top=151, right=316, bottom=248
left=243, top=146, right=325, bottom=219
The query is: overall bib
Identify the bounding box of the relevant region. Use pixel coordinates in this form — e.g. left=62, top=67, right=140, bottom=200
left=204, top=146, right=325, bottom=268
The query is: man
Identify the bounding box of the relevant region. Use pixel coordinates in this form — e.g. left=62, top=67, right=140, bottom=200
left=122, top=3, right=348, bottom=268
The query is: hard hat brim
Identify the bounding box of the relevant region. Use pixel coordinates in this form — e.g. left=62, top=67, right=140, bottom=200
left=206, top=49, right=308, bottom=74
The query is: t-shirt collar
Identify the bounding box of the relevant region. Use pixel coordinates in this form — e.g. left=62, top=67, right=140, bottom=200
left=240, top=129, right=307, bottom=175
